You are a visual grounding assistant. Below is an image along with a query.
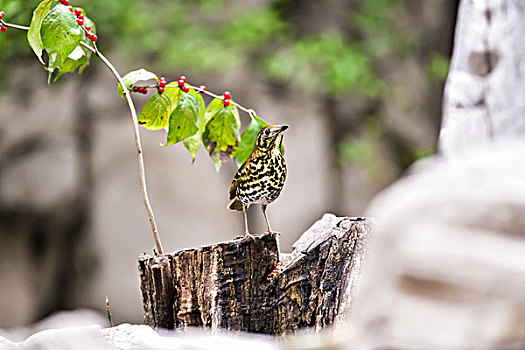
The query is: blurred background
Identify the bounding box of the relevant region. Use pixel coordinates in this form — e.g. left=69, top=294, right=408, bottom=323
left=0, top=0, right=458, bottom=327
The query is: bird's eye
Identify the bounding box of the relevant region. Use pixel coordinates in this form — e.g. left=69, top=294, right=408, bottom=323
left=264, top=129, right=271, bottom=136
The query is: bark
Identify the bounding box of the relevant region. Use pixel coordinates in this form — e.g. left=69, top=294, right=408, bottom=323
left=138, top=214, right=370, bottom=334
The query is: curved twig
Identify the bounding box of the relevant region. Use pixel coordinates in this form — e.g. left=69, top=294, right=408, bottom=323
left=9, top=22, right=164, bottom=255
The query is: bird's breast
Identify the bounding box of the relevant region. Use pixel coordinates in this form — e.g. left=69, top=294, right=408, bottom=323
left=236, top=152, right=287, bottom=205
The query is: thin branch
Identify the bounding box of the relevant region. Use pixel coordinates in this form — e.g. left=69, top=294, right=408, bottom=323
left=7, top=21, right=164, bottom=255
left=111, top=80, right=260, bottom=119
left=1, top=21, right=30, bottom=31
left=93, top=48, right=164, bottom=256
left=170, top=83, right=259, bottom=118
left=79, top=41, right=95, bottom=53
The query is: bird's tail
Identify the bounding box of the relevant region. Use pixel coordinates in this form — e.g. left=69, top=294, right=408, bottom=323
left=228, top=199, right=244, bottom=211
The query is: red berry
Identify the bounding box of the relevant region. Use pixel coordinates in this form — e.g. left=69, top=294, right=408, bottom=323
left=85, top=26, right=91, bottom=31
left=0, top=11, right=4, bottom=19
left=75, top=8, right=82, bottom=16
left=223, top=99, right=231, bottom=107
left=0, top=26, right=6, bottom=32
left=158, top=86, right=165, bottom=94
left=223, top=91, right=231, bottom=100
left=137, top=87, right=148, bottom=94
left=179, top=75, right=186, bottom=82
left=199, top=85, right=206, bottom=91
left=76, top=19, right=84, bottom=25
left=182, top=85, right=190, bottom=93
left=78, top=14, right=84, bottom=20
left=90, top=34, right=98, bottom=42
left=178, top=79, right=184, bottom=87
left=60, top=0, right=70, bottom=5
left=159, top=77, right=167, bottom=87
left=68, top=6, right=74, bottom=12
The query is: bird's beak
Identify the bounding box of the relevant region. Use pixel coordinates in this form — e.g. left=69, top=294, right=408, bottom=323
left=278, top=125, right=289, bottom=132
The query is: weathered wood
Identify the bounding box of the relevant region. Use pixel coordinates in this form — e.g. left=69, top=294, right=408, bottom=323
left=440, top=0, right=525, bottom=153
left=138, top=214, right=370, bottom=334
left=138, top=255, right=174, bottom=329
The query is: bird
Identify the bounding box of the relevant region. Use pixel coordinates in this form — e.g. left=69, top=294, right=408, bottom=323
left=228, top=124, right=288, bottom=238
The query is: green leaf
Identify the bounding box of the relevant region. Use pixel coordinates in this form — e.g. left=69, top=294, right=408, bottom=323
left=41, top=4, right=83, bottom=74
left=53, top=54, right=88, bottom=81
left=137, top=86, right=182, bottom=130
left=28, top=0, right=54, bottom=65
left=182, top=89, right=206, bottom=161
left=204, top=97, right=241, bottom=128
left=118, top=69, right=158, bottom=98
left=163, top=85, right=184, bottom=107
left=229, top=103, right=241, bottom=129
left=51, top=9, right=97, bottom=82
left=203, top=103, right=240, bottom=171
left=252, top=113, right=269, bottom=128
left=165, top=92, right=200, bottom=146
left=234, top=116, right=264, bottom=166
left=138, top=93, right=173, bottom=130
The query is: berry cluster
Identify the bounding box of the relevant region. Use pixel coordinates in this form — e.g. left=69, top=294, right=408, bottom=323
left=223, top=91, right=232, bottom=107
left=158, top=77, right=167, bottom=94
left=67, top=5, right=97, bottom=42
left=0, top=11, right=6, bottom=32
left=131, top=73, right=224, bottom=100
left=176, top=75, right=190, bottom=93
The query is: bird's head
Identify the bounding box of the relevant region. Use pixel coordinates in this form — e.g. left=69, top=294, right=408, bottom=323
left=256, top=125, right=288, bottom=152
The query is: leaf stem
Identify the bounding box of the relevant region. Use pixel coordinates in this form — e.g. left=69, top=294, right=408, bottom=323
left=8, top=21, right=164, bottom=255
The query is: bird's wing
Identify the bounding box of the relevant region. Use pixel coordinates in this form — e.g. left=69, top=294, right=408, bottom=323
left=229, top=178, right=238, bottom=200
left=229, top=159, right=250, bottom=200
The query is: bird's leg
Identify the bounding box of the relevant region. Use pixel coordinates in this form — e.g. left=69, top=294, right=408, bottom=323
left=262, top=205, right=279, bottom=235
left=243, top=206, right=257, bottom=240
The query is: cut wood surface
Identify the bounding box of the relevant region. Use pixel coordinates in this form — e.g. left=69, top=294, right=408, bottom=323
left=138, top=214, right=370, bottom=334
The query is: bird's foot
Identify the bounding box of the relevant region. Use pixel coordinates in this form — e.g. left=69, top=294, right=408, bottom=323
left=243, top=232, right=258, bottom=240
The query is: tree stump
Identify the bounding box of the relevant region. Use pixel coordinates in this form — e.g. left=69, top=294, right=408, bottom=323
left=138, top=214, right=370, bottom=334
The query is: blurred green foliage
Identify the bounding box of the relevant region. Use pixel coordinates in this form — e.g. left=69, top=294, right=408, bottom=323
left=428, top=53, right=450, bottom=83
left=0, top=0, right=449, bottom=171
left=338, top=116, right=390, bottom=181
left=1, top=0, right=419, bottom=95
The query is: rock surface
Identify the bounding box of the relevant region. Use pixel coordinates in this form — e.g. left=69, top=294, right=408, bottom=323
left=0, top=323, right=280, bottom=350
left=343, top=0, right=525, bottom=347
left=347, top=139, right=525, bottom=349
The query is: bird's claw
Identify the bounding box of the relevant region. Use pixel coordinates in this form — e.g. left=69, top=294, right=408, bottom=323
left=244, top=233, right=258, bottom=240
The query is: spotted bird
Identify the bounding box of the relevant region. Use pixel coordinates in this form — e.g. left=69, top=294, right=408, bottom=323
left=229, top=125, right=288, bottom=238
